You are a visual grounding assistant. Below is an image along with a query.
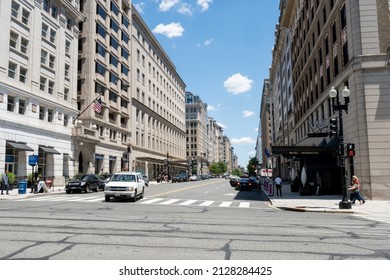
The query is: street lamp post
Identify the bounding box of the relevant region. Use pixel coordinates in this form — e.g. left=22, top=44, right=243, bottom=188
left=166, top=152, right=170, bottom=180
left=329, top=86, right=351, bottom=210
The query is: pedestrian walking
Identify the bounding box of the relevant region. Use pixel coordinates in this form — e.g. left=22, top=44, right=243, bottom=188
left=275, top=176, right=283, bottom=197
left=348, top=175, right=366, bottom=205
left=1, top=169, right=9, bottom=195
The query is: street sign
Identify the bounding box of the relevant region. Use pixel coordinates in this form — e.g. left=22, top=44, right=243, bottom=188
left=28, top=154, right=38, bottom=166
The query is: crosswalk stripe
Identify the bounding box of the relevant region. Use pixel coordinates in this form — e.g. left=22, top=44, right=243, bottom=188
left=16, top=196, right=259, bottom=209
left=239, top=202, right=250, bottom=208
left=85, top=197, right=104, bottom=202
left=179, top=200, right=197, bottom=205
left=160, top=199, right=181, bottom=205
left=199, top=201, right=214, bottom=206
left=140, top=198, right=165, bottom=204
left=219, top=201, right=232, bottom=207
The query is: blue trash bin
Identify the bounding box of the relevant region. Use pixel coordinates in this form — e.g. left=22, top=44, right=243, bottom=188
left=18, top=180, right=27, bottom=194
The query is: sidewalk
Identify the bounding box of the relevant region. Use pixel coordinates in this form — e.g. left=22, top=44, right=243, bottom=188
left=0, top=180, right=164, bottom=200
left=262, top=183, right=390, bottom=216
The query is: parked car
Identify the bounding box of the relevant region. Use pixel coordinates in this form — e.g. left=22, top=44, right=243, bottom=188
left=104, top=172, right=145, bottom=202
left=97, top=173, right=112, bottom=190
left=142, top=174, right=149, bottom=186
left=229, top=176, right=239, bottom=188
left=172, top=173, right=188, bottom=183
left=249, top=176, right=260, bottom=189
left=66, top=174, right=100, bottom=194
left=236, top=177, right=253, bottom=191
left=189, top=175, right=199, bottom=181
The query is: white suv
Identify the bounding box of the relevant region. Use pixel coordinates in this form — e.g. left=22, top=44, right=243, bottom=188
left=104, top=172, right=145, bottom=202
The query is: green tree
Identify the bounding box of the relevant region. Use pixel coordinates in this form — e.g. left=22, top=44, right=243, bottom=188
left=247, top=157, right=257, bottom=175
left=209, top=161, right=228, bottom=175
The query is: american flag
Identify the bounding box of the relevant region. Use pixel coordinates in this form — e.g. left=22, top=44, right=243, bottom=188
left=93, top=97, right=102, bottom=113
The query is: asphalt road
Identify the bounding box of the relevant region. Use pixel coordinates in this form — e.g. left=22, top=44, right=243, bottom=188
left=1, top=179, right=389, bottom=260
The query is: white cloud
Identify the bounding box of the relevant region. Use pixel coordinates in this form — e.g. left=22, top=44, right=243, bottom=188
left=217, top=122, right=226, bottom=129
left=223, top=73, right=253, bottom=95
left=152, top=22, right=184, bottom=38
left=243, top=110, right=255, bottom=117
left=177, top=3, right=192, bottom=15
left=248, top=150, right=256, bottom=156
left=197, top=0, right=213, bottom=11
left=159, top=0, right=180, bottom=12
left=204, top=38, right=213, bottom=46
left=134, top=2, right=146, bottom=14
left=207, top=104, right=221, bottom=111
left=231, top=137, right=256, bottom=145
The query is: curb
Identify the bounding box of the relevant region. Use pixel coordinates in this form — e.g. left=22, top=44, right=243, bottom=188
left=277, top=206, right=354, bottom=214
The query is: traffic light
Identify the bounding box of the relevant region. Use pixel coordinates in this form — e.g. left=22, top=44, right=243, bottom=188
left=329, top=118, right=338, bottom=137
left=347, top=143, right=355, bottom=157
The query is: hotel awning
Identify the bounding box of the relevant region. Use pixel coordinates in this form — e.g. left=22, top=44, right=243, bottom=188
left=271, top=145, right=336, bottom=156
left=39, top=146, right=61, bottom=155
left=7, top=141, right=34, bottom=151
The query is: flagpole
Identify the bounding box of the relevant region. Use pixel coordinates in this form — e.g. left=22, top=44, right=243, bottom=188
left=72, top=93, right=103, bottom=124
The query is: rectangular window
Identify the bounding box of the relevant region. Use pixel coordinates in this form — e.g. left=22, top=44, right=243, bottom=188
left=20, top=37, right=28, bottom=54
left=50, top=29, right=56, bottom=43
left=18, top=99, right=25, bottom=115
left=40, top=76, right=46, bottom=91
left=19, top=67, right=27, bottom=83
left=109, top=91, right=118, bottom=102
left=110, top=1, right=119, bottom=15
left=110, top=37, right=119, bottom=50
left=22, top=9, right=30, bottom=25
left=122, top=48, right=129, bottom=60
left=64, top=114, right=69, bottom=126
left=11, top=1, right=19, bottom=18
left=47, top=109, right=53, bottom=122
left=65, top=64, right=70, bottom=78
left=64, top=88, right=69, bottom=101
left=96, top=23, right=106, bottom=38
left=95, top=62, right=106, bottom=76
left=43, top=0, right=49, bottom=12
left=49, top=54, right=55, bottom=69
left=66, top=19, right=72, bottom=30
left=96, top=4, right=107, bottom=20
left=7, top=96, right=15, bottom=112
left=42, top=23, right=48, bottom=39
left=96, top=42, right=106, bottom=57
left=39, top=106, right=45, bottom=120
left=41, top=50, right=48, bottom=64
left=110, top=18, right=119, bottom=33
left=8, top=62, right=17, bottom=78
left=65, top=40, right=71, bottom=55
left=122, top=16, right=129, bottom=28
left=10, top=31, right=18, bottom=49
left=51, top=6, right=58, bottom=18
left=110, top=72, right=118, bottom=84
left=110, top=54, right=118, bottom=67
left=48, top=81, right=54, bottom=94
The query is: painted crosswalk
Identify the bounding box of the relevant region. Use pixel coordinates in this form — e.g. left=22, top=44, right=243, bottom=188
left=14, top=195, right=259, bottom=208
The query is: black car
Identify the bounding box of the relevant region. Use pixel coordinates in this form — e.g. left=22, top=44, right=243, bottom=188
left=236, top=177, right=253, bottom=191
left=229, top=176, right=239, bottom=188
left=249, top=176, right=260, bottom=189
left=172, top=173, right=188, bottom=183
left=97, top=173, right=112, bottom=190
left=66, top=174, right=100, bottom=194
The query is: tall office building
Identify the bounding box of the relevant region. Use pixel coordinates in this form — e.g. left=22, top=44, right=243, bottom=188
left=0, top=0, right=85, bottom=186
left=270, top=0, right=390, bottom=199
left=131, top=7, right=187, bottom=179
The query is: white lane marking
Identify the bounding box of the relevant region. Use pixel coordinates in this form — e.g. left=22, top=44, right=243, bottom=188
left=199, top=201, right=214, bottom=206
left=140, top=198, right=165, bottom=204
left=179, top=200, right=197, bottom=205
left=160, top=199, right=181, bottom=205
left=219, top=201, right=232, bottom=207
left=239, top=202, right=250, bottom=208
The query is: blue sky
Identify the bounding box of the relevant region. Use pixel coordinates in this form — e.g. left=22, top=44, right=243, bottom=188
left=133, top=0, right=280, bottom=167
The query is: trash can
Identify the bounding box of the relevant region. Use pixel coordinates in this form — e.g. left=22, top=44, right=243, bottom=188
left=18, top=180, right=27, bottom=194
